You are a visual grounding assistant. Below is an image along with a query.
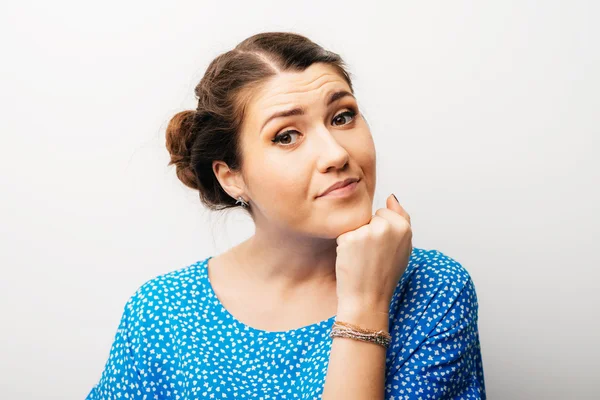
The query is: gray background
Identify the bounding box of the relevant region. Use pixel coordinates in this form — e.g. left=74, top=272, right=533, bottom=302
left=1, top=0, right=598, bottom=399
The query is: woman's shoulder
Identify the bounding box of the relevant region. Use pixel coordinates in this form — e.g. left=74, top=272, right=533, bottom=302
left=389, top=246, right=479, bottom=329
left=400, top=246, right=475, bottom=295
left=122, top=256, right=212, bottom=318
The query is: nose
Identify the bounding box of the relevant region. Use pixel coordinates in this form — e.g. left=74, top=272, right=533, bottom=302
left=315, top=126, right=350, bottom=173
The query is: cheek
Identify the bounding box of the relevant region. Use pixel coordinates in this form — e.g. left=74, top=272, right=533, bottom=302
left=352, top=134, right=377, bottom=187
left=241, top=138, right=314, bottom=224
left=247, top=161, right=311, bottom=215
left=347, top=125, right=376, bottom=161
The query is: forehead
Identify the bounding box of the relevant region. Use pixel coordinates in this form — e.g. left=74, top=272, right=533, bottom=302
left=249, top=63, right=351, bottom=111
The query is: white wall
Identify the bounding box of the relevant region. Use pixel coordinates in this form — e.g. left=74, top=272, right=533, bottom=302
left=1, top=1, right=598, bottom=398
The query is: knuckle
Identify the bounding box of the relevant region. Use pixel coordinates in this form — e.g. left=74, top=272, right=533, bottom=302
left=342, top=232, right=356, bottom=243
left=372, top=222, right=391, bottom=238
left=400, top=218, right=411, bottom=231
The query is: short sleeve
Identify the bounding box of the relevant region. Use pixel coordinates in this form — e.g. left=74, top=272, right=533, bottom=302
left=385, top=274, right=486, bottom=399
left=85, top=297, right=144, bottom=400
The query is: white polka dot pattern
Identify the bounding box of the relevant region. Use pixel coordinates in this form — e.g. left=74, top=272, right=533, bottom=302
left=86, top=247, right=486, bottom=399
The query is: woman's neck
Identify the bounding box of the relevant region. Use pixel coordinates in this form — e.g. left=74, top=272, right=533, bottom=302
left=232, top=230, right=338, bottom=294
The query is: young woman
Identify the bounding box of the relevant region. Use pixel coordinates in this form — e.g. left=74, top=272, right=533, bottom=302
left=86, top=31, right=486, bottom=399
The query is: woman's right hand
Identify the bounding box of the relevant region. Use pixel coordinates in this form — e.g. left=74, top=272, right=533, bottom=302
left=334, top=193, right=413, bottom=318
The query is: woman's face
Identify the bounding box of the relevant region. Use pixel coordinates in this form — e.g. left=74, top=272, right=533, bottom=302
left=232, top=62, right=376, bottom=239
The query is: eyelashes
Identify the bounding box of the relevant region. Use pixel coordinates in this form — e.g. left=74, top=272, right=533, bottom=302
left=271, top=107, right=359, bottom=146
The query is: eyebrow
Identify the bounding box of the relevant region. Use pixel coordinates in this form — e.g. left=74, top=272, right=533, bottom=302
left=260, top=89, right=355, bottom=133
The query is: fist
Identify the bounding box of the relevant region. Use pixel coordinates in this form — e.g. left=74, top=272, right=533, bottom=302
left=335, top=194, right=413, bottom=314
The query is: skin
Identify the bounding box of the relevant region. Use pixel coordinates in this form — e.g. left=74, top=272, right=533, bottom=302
left=212, top=62, right=413, bottom=398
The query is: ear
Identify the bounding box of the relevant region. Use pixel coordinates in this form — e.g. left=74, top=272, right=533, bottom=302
left=212, top=160, right=246, bottom=199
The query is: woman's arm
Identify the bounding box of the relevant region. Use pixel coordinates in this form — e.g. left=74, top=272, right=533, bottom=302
left=322, top=194, right=413, bottom=399
left=321, top=304, right=390, bottom=400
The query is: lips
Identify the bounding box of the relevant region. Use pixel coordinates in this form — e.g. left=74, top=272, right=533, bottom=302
left=318, top=177, right=359, bottom=197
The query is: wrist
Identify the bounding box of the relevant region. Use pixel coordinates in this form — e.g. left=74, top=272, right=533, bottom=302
left=337, top=296, right=391, bottom=316
left=336, top=300, right=390, bottom=332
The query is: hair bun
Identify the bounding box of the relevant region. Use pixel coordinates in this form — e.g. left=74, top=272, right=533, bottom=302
left=165, top=110, right=200, bottom=190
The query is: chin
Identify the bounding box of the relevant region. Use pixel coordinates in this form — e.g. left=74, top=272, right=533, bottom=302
left=318, top=203, right=374, bottom=239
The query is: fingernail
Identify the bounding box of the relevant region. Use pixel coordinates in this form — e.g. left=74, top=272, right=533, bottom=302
left=392, top=193, right=399, bottom=203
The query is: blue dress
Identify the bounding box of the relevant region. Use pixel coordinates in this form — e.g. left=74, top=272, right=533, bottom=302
left=86, top=247, right=486, bottom=399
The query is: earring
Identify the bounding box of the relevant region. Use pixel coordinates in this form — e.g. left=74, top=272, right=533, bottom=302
left=235, top=196, right=249, bottom=208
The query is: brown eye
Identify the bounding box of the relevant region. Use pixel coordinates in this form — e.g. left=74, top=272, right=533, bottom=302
left=272, top=130, right=299, bottom=145
left=332, top=109, right=357, bottom=126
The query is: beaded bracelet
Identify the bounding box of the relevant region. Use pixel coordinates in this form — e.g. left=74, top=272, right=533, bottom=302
left=330, top=320, right=392, bottom=349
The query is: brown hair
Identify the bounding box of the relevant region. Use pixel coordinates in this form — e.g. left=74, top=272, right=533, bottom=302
left=165, top=32, right=354, bottom=214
